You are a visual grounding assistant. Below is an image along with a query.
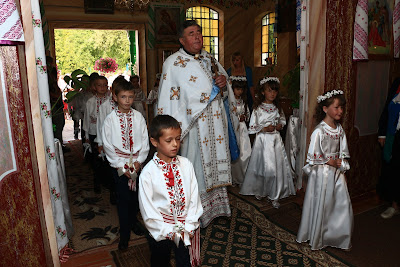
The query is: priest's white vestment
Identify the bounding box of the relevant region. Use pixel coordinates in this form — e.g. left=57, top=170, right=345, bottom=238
left=157, top=48, right=239, bottom=227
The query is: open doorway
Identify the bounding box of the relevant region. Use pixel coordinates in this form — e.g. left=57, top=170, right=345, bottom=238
left=51, top=25, right=148, bottom=253
left=54, top=28, right=138, bottom=142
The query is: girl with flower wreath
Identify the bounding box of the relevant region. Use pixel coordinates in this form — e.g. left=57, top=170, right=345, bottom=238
left=229, top=76, right=251, bottom=186
left=296, top=89, right=353, bottom=250
left=239, top=77, right=295, bottom=208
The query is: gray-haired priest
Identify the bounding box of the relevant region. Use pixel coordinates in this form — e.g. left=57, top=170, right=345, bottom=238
left=156, top=20, right=240, bottom=227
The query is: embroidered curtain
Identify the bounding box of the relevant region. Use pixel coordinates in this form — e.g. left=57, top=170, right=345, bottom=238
left=353, top=0, right=368, bottom=60
left=31, top=0, right=71, bottom=253
left=0, top=0, right=24, bottom=44
left=394, top=0, right=400, bottom=58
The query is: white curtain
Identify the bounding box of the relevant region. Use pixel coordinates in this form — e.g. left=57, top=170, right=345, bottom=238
left=30, top=0, right=71, bottom=253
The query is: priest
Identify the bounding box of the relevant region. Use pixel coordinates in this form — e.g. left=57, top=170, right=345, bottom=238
left=156, top=20, right=239, bottom=227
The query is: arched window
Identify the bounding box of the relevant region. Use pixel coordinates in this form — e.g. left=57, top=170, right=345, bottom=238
left=186, top=6, right=219, bottom=60
left=261, top=12, right=277, bottom=66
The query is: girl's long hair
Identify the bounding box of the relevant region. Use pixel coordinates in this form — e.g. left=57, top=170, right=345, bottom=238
left=254, top=79, right=280, bottom=110
left=314, top=93, right=346, bottom=123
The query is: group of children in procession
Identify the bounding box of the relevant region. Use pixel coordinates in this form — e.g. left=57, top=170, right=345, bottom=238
left=231, top=75, right=353, bottom=251
left=75, top=73, right=201, bottom=266
left=71, top=68, right=353, bottom=266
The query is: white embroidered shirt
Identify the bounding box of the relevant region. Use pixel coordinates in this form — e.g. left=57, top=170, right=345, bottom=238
left=138, top=154, right=203, bottom=245
left=102, top=108, right=149, bottom=168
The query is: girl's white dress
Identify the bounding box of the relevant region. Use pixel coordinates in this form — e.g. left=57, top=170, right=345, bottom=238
left=296, top=121, right=353, bottom=250
left=239, top=103, right=295, bottom=200
left=231, top=98, right=251, bottom=185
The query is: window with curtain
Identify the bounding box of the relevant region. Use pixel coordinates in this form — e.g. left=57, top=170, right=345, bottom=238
left=186, top=6, right=219, bottom=60
left=261, top=12, right=277, bottom=66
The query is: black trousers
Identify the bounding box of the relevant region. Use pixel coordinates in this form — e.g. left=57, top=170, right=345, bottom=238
left=89, top=135, right=101, bottom=186
left=147, top=235, right=191, bottom=267
left=73, top=118, right=85, bottom=140
left=112, top=168, right=139, bottom=244
left=377, top=131, right=400, bottom=204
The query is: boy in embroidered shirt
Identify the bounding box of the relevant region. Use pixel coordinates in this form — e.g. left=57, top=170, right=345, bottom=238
left=96, top=75, right=126, bottom=154
left=83, top=75, right=110, bottom=193
left=139, top=115, right=203, bottom=267
left=102, top=80, right=149, bottom=251
left=96, top=75, right=127, bottom=205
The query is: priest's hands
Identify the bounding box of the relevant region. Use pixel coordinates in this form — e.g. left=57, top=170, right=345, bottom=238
left=215, top=75, right=227, bottom=88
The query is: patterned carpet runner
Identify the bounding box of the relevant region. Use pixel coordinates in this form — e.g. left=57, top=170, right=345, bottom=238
left=112, top=193, right=348, bottom=267
left=66, top=140, right=348, bottom=266
left=66, top=140, right=146, bottom=252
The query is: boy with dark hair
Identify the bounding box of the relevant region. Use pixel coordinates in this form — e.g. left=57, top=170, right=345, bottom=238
left=83, top=75, right=109, bottom=193
left=95, top=75, right=128, bottom=205
left=102, top=82, right=149, bottom=250
left=96, top=75, right=127, bottom=152
left=139, top=115, right=203, bottom=267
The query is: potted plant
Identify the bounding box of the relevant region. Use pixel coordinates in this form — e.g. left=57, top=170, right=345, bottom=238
left=94, top=57, right=118, bottom=74
left=63, top=69, right=90, bottom=102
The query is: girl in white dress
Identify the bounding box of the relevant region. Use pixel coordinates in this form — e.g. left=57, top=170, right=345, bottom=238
left=229, top=76, right=251, bottom=186
left=239, top=77, right=295, bottom=208
left=297, top=90, right=353, bottom=250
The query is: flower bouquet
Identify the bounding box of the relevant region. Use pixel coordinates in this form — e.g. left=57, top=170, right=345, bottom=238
left=94, top=57, right=118, bottom=73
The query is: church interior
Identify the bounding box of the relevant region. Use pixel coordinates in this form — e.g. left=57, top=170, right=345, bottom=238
left=1, top=0, right=399, bottom=266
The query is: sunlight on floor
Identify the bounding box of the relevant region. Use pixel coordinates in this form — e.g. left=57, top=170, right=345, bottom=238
left=63, top=118, right=80, bottom=143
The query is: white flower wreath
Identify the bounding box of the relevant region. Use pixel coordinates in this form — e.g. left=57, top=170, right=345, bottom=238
left=317, top=90, right=344, bottom=103
left=230, top=76, right=247, bottom=82
left=260, top=77, right=280, bottom=86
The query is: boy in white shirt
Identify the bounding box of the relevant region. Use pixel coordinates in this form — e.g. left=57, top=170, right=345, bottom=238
left=96, top=75, right=126, bottom=205
left=83, top=75, right=109, bottom=193
left=96, top=75, right=126, bottom=151
left=139, top=115, right=203, bottom=267
left=102, top=80, right=149, bottom=251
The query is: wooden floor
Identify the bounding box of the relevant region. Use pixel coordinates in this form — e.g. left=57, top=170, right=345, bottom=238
left=61, top=188, right=383, bottom=267
left=61, top=245, right=117, bottom=267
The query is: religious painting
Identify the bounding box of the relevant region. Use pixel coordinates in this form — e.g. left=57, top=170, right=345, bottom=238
left=0, top=58, right=17, bottom=182
left=154, top=5, right=182, bottom=43
left=368, top=0, right=393, bottom=56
